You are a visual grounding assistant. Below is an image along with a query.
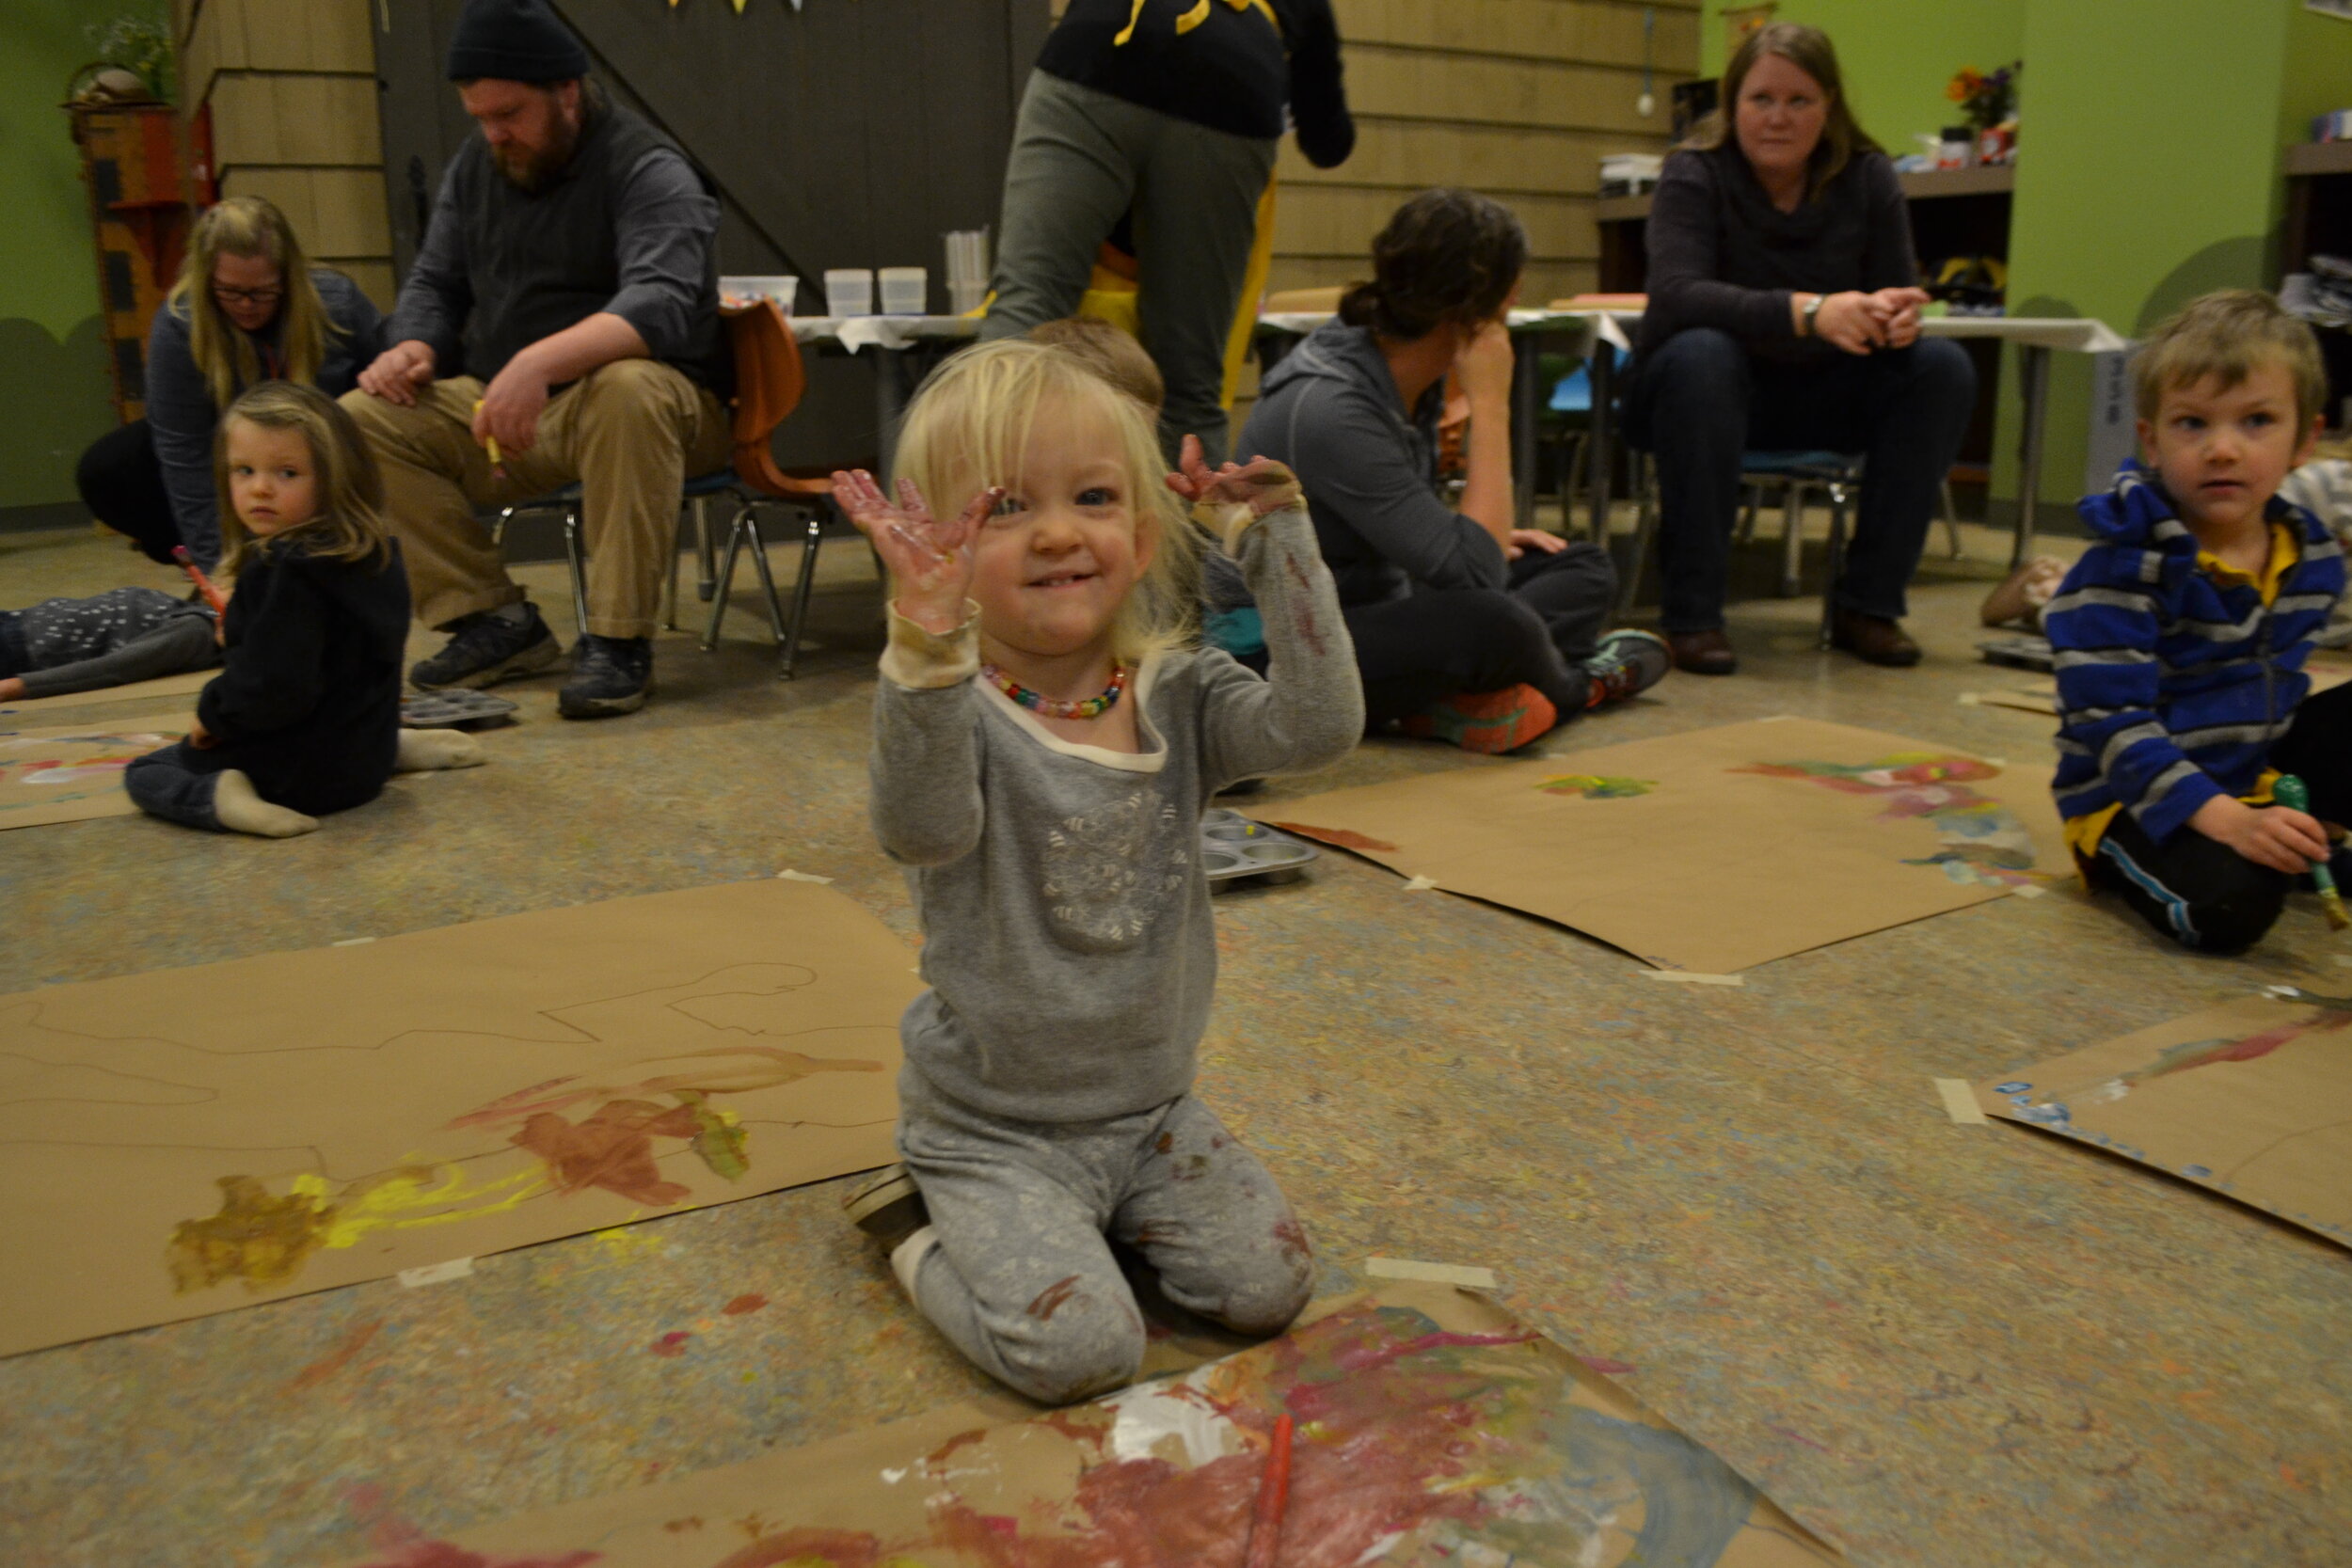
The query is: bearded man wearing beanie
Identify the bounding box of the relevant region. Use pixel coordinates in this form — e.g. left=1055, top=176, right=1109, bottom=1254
left=347, top=0, right=730, bottom=719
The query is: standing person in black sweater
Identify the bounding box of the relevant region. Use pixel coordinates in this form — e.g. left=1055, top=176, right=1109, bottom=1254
left=980, top=0, right=1354, bottom=465
left=126, top=385, right=485, bottom=839
left=1625, top=23, right=1977, bottom=675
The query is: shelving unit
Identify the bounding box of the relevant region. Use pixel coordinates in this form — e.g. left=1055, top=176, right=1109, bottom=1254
left=2280, top=140, right=2352, bottom=428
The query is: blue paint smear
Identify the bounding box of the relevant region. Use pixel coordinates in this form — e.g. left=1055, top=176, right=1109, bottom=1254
left=1545, top=1406, right=1759, bottom=1566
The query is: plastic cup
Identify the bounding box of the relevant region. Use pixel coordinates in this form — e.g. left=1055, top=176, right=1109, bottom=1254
left=879, top=266, right=929, bottom=316
left=824, top=268, right=874, bottom=318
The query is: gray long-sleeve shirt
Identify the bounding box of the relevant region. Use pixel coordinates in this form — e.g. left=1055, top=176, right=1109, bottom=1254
left=869, top=503, right=1362, bottom=1125
left=3, top=587, right=219, bottom=699
left=388, top=120, right=718, bottom=381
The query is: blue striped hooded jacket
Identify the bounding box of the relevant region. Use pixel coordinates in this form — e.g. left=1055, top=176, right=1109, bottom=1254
left=2049, top=464, right=2345, bottom=845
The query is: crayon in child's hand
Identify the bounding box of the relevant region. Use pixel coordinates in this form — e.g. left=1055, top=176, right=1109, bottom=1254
left=170, top=546, right=229, bottom=616
left=2275, top=774, right=2350, bottom=931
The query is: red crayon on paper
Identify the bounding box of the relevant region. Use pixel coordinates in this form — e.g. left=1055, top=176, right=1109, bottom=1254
left=171, top=546, right=229, bottom=616
left=1243, top=1413, right=1295, bottom=1568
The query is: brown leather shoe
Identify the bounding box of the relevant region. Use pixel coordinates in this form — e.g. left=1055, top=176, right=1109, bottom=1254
left=1665, top=628, right=1738, bottom=675
left=1831, top=609, right=1923, bottom=667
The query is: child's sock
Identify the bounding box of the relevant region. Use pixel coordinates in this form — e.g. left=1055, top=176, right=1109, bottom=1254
left=212, top=769, right=318, bottom=838
left=395, top=729, right=486, bottom=771
left=890, top=1224, right=940, bottom=1297
left=1400, top=683, right=1559, bottom=753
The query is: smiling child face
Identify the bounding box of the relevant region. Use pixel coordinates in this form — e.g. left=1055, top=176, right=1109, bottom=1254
left=2139, top=358, right=2319, bottom=538
left=967, top=394, right=1156, bottom=665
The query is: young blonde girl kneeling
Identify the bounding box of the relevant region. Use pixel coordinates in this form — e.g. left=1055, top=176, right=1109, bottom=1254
left=126, top=382, right=479, bottom=838
left=838, top=340, right=1362, bottom=1404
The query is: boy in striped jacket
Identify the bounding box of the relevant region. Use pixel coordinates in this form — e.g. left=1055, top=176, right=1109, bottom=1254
left=2050, top=291, right=2347, bottom=953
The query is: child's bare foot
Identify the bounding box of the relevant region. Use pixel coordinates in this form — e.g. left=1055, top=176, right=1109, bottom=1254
left=212, top=768, right=318, bottom=837
left=395, top=729, right=486, bottom=771
left=1981, top=556, right=2067, bottom=627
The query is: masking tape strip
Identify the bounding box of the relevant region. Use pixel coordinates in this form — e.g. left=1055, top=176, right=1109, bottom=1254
left=1641, top=970, right=1744, bottom=987
left=1365, top=1257, right=1498, bottom=1289
left=398, top=1257, right=475, bottom=1288
left=1934, top=1078, right=1990, bottom=1126
left=777, top=869, right=834, bottom=884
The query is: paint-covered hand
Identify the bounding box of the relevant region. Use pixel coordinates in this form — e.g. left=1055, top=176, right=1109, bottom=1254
left=1165, top=436, right=1305, bottom=520
left=2191, top=793, right=2333, bottom=875
left=834, top=468, right=996, bottom=635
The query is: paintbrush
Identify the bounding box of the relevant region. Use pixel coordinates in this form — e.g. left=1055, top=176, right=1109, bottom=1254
left=2275, top=774, right=2350, bottom=930
left=170, top=546, right=229, bottom=616
left=1242, top=1413, right=1295, bottom=1568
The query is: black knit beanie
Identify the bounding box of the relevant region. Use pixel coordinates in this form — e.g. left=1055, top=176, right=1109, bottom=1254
left=446, top=0, right=590, bottom=83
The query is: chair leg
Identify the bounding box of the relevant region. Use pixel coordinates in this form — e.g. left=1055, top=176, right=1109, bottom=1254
left=1613, top=454, right=1657, bottom=615
left=696, top=494, right=720, bottom=602
left=780, top=502, right=828, bottom=680
left=561, top=506, right=591, bottom=640
left=703, top=506, right=751, bottom=653
left=1819, top=484, right=1851, bottom=650
left=664, top=497, right=700, bottom=631
left=1736, top=482, right=1762, bottom=545
left=1942, top=479, right=1964, bottom=559
left=1778, top=483, right=1805, bottom=598
left=740, top=505, right=791, bottom=649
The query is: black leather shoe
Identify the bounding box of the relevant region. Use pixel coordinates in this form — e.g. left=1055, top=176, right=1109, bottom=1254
left=1831, top=609, right=1923, bottom=667
left=1665, top=627, right=1738, bottom=675
left=559, top=634, right=653, bottom=719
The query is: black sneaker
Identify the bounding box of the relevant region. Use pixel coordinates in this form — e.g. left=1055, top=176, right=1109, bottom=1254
left=1581, top=628, right=1672, bottom=708
left=842, top=1165, right=929, bottom=1252
left=558, top=633, right=653, bottom=719
left=410, top=605, right=562, bottom=690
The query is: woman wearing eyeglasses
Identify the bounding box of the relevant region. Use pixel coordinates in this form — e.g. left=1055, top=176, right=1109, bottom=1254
left=74, top=196, right=383, bottom=570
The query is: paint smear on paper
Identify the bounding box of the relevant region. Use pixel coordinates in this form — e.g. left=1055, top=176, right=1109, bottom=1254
left=1737, top=752, right=2056, bottom=889
left=723, top=1293, right=768, bottom=1315
left=285, top=1318, right=383, bottom=1391
left=167, top=1163, right=546, bottom=1293
left=1537, top=774, right=1657, bottom=799
left=1265, top=822, right=1398, bottom=852
left=652, top=1331, right=694, bottom=1358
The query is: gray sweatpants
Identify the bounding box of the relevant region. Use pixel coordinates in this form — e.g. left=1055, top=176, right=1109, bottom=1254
left=897, top=1069, right=1313, bottom=1405
left=979, top=71, right=1278, bottom=467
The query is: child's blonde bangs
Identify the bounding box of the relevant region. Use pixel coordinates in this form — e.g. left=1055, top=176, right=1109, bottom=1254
left=892, top=339, right=1199, bottom=660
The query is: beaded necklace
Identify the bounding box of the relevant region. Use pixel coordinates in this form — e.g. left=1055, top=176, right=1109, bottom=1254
left=983, top=661, right=1129, bottom=721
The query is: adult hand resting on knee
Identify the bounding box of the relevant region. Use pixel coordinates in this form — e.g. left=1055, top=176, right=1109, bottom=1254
left=357, top=341, right=437, bottom=405
left=475, top=353, right=552, bottom=455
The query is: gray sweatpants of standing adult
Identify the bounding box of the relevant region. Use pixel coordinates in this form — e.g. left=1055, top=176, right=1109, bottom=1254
left=980, top=71, right=1278, bottom=467
left=897, top=1069, right=1314, bottom=1405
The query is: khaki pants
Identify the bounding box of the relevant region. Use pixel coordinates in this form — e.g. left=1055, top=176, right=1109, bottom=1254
left=342, top=359, right=730, bottom=641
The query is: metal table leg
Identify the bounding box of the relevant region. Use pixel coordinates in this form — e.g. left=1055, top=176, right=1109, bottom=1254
left=2011, top=344, right=2051, bottom=568
left=1587, top=341, right=1618, bottom=546
left=1511, top=329, right=1542, bottom=529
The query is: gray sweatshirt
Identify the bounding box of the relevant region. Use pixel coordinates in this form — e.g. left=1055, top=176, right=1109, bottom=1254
left=1, top=588, right=219, bottom=699
left=869, top=503, right=1362, bottom=1124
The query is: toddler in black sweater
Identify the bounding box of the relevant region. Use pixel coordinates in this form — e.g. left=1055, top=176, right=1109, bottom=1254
left=127, top=382, right=481, bottom=837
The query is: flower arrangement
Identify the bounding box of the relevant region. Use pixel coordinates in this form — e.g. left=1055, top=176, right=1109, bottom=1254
left=87, top=13, right=175, bottom=103
left=1947, top=62, right=2020, bottom=131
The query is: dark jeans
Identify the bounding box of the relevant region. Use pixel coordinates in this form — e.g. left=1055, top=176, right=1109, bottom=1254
left=124, top=742, right=225, bottom=832
left=2085, top=681, right=2352, bottom=953
left=75, top=419, right=183, bottom=566
left=1343, top=541, right=1616, bottom=727
left=1625, top=329, right=1977, bottom=633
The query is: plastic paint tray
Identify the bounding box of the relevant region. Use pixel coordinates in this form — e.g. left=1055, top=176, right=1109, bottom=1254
left=1201, top=808, right=1318, bottom=892
left=1977, top=633, right=2055, bottom=673
left=400, top=690, right=519, bottom=730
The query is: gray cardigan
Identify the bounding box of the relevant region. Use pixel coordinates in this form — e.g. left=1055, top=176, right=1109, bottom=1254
left=145, top=268, right=383, bottom=568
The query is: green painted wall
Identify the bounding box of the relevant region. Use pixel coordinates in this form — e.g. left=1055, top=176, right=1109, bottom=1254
left=0, top=2, right=167, bottom=515
left=1699, top=1, right=2026, bottom=159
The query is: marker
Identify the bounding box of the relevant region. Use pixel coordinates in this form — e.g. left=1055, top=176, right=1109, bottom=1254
left=1242, top=1413, right=1295, bottom=1568
left=170, top=546, right=228, bottom=616
left=2275, top=774, right=2349, bottom=931
left=472, top=400, right=505, bottom=477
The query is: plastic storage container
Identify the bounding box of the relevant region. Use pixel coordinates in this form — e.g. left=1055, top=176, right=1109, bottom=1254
left=720, top=276, right=797, bottom=314
left=878, top=266, right=929, bottom=316
left=823, top=268, right=874, bottom=318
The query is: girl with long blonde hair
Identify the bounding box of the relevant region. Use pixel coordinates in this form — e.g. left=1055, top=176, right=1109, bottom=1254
left=125, top=383, right=480, bottom=840
left=833, top=338, right=1362, bottom=1404
left=74, top=196, right=384, bottom=569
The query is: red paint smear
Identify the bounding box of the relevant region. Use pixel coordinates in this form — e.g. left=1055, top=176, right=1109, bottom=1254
left=1026, top=1275, right=1083, bottom=1322
left=713, top=1529, right=884, bottom=1568
left=651, top=1331, right=693, bottom=1357
left=1265, top=822, right=1398, bottom=853
left=2151, top=1009, right=2352, bottom=1081
left=286, top=1319, right=382, bottom=1391
left=723, top=1292, right=769, bottom=1315
left=1768, top=1423, right=1831, bottom=1453
left=512, top=1099, right=702, bottom=1206
left=351, top=1547, right=598, bottom=1568
left=1578, top=1354, right=1636, bottom=1374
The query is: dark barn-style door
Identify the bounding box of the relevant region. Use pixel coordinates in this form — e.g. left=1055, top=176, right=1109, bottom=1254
left=373, top=0, right=1050, bottom=463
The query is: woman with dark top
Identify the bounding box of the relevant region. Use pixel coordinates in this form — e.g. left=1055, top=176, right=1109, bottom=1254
left=1626, top=23, right=1977, bottom=675
left=980, top=0, right=1353, bottom=464
left=1240, top=189, right=1669, bottom=754
left=74, top=196, right=383, bottom=571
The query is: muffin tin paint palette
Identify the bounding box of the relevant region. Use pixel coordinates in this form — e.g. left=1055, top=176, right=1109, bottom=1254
left=1201, top=808, right=1318, bottom=891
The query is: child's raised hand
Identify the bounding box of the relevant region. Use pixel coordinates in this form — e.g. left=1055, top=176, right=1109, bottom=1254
left=833, top=469, right=997, bottom=634
left=1164, top=436, right=1304, bottom=520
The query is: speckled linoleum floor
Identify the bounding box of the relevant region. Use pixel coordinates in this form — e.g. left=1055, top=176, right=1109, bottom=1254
left=2, top=511, right=2346, bottom=1568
